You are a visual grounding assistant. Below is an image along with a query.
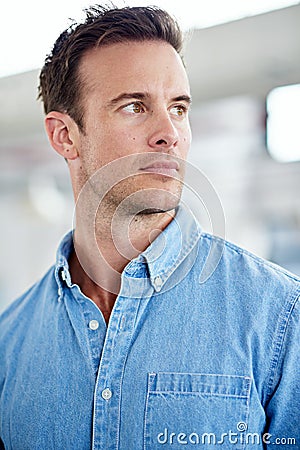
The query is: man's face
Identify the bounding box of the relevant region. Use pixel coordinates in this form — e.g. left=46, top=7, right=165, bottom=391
left=75, top=40, right=192, bottom=214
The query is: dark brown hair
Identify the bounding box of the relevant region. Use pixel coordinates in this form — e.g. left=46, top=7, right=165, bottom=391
left=38, top=4, right=183, bottom=131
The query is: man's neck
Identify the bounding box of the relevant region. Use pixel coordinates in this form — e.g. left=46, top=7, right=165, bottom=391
left=69, top=209, right=175, bottom=324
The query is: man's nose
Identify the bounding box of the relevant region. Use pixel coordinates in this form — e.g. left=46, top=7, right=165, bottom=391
left=147, top=110, right=179, bottom=150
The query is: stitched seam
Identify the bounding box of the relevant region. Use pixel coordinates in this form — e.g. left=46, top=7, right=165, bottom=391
left=148, top=392, right=250, bottom=398
left=154, top=372, right=250, bottom=378
left=263, top=290, right=300, bottom=406
left=200, top=232, right=300, bottom=282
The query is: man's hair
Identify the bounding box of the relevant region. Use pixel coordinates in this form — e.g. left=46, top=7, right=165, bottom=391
left=38, top=4, right=183, bottom=131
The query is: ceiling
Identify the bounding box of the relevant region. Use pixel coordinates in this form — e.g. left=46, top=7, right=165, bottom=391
left=184, top=4, right=300, bottom=102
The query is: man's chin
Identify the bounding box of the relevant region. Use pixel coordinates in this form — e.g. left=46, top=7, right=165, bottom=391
left=132, top=188, right=182, bottom=216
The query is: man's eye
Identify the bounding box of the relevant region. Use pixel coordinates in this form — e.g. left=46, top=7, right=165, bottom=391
left=123, top=102, right=145, bottom=114
left=170, top=105, right=187, bottom=117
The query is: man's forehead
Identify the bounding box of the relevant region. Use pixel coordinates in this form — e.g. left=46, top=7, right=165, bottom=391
left=79, top=40, right=189, bottom=93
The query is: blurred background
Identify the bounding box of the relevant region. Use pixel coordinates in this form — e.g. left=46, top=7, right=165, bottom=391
left=0, top=0, right=300, bottom=312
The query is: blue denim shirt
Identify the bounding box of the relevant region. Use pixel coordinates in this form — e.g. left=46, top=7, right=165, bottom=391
left=0, top=206, right=299, bottom=450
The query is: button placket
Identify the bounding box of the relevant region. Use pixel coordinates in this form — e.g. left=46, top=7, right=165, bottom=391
left=92, top=267, right=154, bottom=449
left=93, top=296, right=142, bottom=448
left=74, top=295, right=105, bottom=376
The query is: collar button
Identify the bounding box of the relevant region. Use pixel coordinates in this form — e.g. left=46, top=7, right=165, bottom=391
left=153, top=275, right=163, bottom=291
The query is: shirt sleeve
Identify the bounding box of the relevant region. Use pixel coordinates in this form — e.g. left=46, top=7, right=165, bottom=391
left=264, top=293, right=300, bottom=448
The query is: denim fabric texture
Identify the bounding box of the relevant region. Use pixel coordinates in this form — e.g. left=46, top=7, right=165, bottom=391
left=0, top=206, right=299, bottom=449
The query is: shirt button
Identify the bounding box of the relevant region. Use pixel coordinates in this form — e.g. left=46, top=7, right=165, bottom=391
left=101, top=388, right=112, bottom=400
left=61, top=269, right=67, bottom=281
left=89, top=320, right=99, bottom=330
left=153, top=275, right=163, bottom=290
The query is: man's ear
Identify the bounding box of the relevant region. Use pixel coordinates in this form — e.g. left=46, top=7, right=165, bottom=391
left=44, top=111, right=80, bottom=160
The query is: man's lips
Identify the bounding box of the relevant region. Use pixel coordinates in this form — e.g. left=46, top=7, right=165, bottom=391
left=139, top=160, right=180, bottom=176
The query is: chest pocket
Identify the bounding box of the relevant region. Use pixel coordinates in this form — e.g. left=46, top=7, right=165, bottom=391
left=144, top=372, right=252, bottom=450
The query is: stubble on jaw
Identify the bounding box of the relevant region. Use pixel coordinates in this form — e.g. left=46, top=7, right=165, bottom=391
left=96, top=174, right=183, bottom=217
left=74, top=139, right=186, bottom=246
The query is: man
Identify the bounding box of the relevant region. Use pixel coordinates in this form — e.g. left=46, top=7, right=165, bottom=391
left=0, top=5, right=299, bottom=450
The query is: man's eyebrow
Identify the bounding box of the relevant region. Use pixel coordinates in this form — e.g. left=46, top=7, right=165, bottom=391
left=171, top=95, right=192, bottom=105
left=107, top=92, right=150, bottom=106
left=107, top=92, right=192, bottom=107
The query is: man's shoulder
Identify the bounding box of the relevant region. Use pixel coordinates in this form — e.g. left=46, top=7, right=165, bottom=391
left=197, top=231, right=300, bottom=290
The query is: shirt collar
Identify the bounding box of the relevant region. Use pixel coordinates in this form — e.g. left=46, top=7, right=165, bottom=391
left=141, top=204, right=201, bottom=291
left=54, top=230, right=74, bottom=299
left=54, top=204, right=201, bottom=295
